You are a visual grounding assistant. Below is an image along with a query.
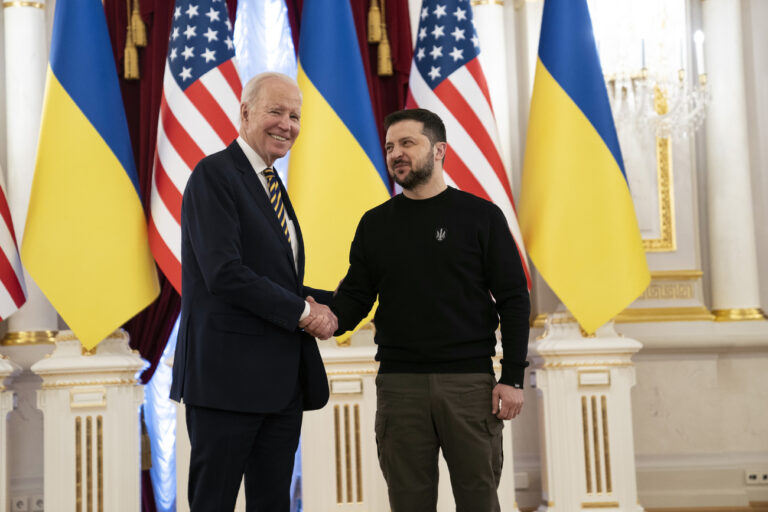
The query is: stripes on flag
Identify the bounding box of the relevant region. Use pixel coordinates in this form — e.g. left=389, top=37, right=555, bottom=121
left=149, top=2, right=242, bottom=293
left=406, top=0, right=530, bottom=286
left=0, top=174, right=26, bottom=319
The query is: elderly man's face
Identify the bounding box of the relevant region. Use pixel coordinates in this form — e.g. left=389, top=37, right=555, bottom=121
left=240, top=77, right=302, bottom=167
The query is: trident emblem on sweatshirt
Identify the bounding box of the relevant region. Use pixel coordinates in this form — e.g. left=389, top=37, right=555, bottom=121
left=435, top=228, right=446, bottom=242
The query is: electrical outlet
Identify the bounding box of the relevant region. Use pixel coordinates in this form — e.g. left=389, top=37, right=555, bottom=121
left=10, top=496, right=28, bottom=512
left=30, top=495, right=43, bottom=512
left=745, top=467, right=768, bottom=485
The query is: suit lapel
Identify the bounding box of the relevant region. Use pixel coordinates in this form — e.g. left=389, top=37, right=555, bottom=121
left=227, top=143, right=297, bottom=274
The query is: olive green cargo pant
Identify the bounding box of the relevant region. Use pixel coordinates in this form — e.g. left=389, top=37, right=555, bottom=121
left=375, top=373, right=503, bottom=512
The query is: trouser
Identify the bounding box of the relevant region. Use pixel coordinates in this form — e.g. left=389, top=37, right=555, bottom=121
left=185, top=394, right=302, bottom=512
left=375, top=373, right=504, bottom=512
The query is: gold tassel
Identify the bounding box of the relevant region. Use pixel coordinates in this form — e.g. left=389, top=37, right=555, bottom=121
left=377, top=0, right=393, bottom=76
left=124, top=0, right=140, bottom=79
left=131, top=0, right=147, bottom=48
left=367, top=0, right=382, bottom=43
left=141, top=409, right=152, bottom=471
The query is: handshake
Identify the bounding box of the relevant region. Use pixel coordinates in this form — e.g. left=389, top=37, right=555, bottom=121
left=298, top=296, right=338, bottom=340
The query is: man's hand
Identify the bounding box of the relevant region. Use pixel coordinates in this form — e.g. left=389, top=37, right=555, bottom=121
left=298, top=296, right=338, bottom=340
left=491, top=383, right=523, bottom=420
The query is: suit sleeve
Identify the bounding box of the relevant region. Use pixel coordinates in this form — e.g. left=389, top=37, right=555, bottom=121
left=302, top=286, right=334, bottom=306
left=484, top=205, right=531, bottom=388
left=182, top=160, right=305, bottom=331
left=331, top=214, right=378, bottom=334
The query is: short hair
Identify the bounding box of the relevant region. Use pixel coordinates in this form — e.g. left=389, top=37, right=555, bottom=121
left=241, top=72, right=300, bottom=107
left=384, top=108, right=447, bottom=145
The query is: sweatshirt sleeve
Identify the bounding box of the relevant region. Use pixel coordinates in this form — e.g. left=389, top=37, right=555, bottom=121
left=332, top=214, right=378, bottom=334
left=483, top=205, right=531, bottom=388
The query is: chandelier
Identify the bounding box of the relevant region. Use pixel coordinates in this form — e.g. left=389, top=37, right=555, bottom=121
left=589, top=0, right=709, bottom=139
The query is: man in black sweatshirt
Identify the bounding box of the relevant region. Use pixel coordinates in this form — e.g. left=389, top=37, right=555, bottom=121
left=331, top=108, right=530, bottom=512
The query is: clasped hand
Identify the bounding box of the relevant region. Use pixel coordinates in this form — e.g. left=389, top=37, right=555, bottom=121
left=298, top=296, right=338, bottom=340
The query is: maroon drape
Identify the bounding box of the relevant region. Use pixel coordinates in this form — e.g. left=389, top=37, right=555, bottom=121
left=285, top=0, right=413, bottom=157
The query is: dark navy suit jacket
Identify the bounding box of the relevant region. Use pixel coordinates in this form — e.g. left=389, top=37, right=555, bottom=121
left=170, top=141, right=332, bottom=413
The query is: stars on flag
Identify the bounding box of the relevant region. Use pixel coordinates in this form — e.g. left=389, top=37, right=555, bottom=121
left=167, top=0, right=237, bottom=91
left=414, top=0, right=482, bottom=84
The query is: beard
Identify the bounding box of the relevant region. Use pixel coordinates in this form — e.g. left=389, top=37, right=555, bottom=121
left=390, top=152, right=434, bottom=190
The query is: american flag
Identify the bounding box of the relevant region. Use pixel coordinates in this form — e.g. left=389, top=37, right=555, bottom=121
left=406, top=0, right=531, bottom=286
left=0, top=168, right=26, bottom=319
left=149, top=0, right=242, bottom=292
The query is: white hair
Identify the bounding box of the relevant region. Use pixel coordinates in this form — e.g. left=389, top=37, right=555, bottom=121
left=241, top=72, right=300, bottom=107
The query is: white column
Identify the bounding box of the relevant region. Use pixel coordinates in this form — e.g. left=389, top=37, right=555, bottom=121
left=530, top=314, right=643, bottom=512
left=0, top=355, right=20, bottom=511
left=31, top=331, right=146, bottom=512
left=3, top=0, right=59, bottom=338
left=702, top=0, right=766, bottom=321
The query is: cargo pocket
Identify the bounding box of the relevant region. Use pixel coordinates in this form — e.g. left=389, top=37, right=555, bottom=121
left=485, top=416, right=504, bottom=485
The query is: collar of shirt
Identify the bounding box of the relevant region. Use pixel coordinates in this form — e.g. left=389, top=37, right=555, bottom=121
left=236, top=136, right=270, bottom=175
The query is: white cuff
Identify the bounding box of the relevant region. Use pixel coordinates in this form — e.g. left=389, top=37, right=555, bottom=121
left=299, top=300, right=311, bottom=321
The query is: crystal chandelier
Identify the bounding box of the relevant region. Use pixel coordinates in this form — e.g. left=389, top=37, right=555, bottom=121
left=589, top=0, right=709, bottom=139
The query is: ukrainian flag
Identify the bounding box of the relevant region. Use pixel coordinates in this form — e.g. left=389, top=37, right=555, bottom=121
left=288, top=0, right=390, bottom=332
left=22, top=0, right=159, bottom=349
left=519, top=0, right=650, bottom=333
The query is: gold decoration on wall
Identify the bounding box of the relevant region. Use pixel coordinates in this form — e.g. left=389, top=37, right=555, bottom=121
left=354, top=404, right=363, bottom=503
left=581, top=396, right=592, bottom=493
left=533, top=305, right=715, bottom=327
left=640, top=283, right=694, bottom=300
left=1, top=330, right=57, bottom=345
left=97, top=415, right=104, bottom=512
left=643, top=87, right=676, bottom=252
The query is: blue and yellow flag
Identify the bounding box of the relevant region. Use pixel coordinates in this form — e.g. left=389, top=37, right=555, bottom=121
left=22, top=0, right=159, bottom=349
left=519, top=0, right=650, bottom=333
left=288, top=0, right=390, bottom=335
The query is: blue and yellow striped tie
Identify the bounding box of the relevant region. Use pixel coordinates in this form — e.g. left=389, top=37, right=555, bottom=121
left=263, top=168, right=291, bottom=243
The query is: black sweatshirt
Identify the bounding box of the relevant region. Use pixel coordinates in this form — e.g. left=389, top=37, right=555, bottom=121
left=332, top=187, right=530, bottom=387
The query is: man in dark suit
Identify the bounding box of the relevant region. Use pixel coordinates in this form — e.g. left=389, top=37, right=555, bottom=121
left=170, top=72, right=337, bottom=511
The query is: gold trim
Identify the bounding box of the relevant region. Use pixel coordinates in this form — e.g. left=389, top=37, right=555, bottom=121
left=582, top=502, right=620, bottom=509
left=76, top=417, right=82, bottom=510
left=471, top=0, right=504, bottom=5
left=0, top=330, right=57, bottom=345
left=87, top=416, right=93, bottom=512
left=97, top=415, right=103, bottom=512
left=56, top=330, right=129, bottom=343
left=533, top=306, right=715, bottom=328
left=712, top=308, right=767, bottom=322
left=42, top=378, right=137, bottom=389
left=591, top=396, right=602, bottom=493
left=650, top=270, right=703, bottom=280
left=616, top=307, right=715, bottom=323
left=542, top=360, right=633, bottom=369
left=334, top=405, right=342, bottom=504
left=354, top=404, right=362, bottom=503
left=2, top=1, right=45, bottom=8
left=601, top=396, right=612, bottom=494
left=582, top=396, right=592, bottom=493
left=344, top=404, right=352, bottom=503
left=327, top=369, right=378, bottom=376
left=643, top=87, right=676, bottom=252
